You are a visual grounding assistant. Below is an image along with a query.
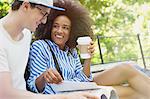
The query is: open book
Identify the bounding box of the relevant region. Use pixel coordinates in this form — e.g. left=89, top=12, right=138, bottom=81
left=51, top=81, right=100, bottom=92
left=50, top=81, right=119, bottom=99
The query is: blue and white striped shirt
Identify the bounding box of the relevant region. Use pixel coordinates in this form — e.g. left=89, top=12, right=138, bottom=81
left=27, top=40, right=92, bottom=94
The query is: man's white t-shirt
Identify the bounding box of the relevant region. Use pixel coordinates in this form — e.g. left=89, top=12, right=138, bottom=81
left=0, top=20, right=31, bottom=90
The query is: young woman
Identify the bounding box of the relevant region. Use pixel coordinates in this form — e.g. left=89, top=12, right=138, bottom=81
left=27, top=0, right=95, bottom=94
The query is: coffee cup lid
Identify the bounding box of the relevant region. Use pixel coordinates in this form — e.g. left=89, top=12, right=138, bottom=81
left=77, top=36, right=91, bottom=44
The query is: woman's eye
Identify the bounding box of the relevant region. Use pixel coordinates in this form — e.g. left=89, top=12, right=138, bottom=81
left=63, top=26, right=69, bottom=30
left=53, top=25, right=59, bottom=28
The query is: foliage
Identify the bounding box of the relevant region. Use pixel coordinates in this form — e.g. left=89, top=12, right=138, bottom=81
left=0, top=1, right=10, bottom=18
left=79, top=0, right=150, bottom=66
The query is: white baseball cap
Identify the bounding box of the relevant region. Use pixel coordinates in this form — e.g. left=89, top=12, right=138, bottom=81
left=18, top=0, right=65, bottom=11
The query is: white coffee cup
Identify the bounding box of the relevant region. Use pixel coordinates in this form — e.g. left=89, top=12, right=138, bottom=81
left=77, top=36, right=92, bottom=59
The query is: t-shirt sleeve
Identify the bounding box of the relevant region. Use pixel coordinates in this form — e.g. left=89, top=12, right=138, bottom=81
left=0, top=47, right=9, bottom=72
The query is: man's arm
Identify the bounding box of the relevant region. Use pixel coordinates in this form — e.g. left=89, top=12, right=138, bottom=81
left=0, top=72, right=48, bottom=99
left=0, top=72, right=98, bottom=99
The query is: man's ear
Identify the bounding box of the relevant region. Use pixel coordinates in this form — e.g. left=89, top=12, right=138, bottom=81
left=20, top=2, right=31, bottom=11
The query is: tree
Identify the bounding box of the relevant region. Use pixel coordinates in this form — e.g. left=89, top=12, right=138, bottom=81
left=79, top=0, right=150, bottom=66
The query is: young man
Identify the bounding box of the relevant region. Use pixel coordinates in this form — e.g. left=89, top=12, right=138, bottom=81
left=0, top=0, right=97, bottom=99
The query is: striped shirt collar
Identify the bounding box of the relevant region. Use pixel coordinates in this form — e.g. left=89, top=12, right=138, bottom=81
left=46, top=39, right=70, bottom=53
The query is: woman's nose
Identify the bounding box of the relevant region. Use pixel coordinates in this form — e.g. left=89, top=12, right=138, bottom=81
left=57, top=27, right=63, bottom=33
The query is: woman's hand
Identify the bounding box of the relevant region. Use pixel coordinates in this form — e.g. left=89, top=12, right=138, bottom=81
left=88, top=41, right=95, bottom=58
left=43, top=68, right=63, bottom=84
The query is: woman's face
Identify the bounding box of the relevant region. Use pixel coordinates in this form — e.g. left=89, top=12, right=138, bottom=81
left=51, top=15, right=71, bottom=50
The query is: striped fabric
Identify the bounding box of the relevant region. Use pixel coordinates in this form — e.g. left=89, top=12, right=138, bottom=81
left=27, top=39, right=92, bottom=94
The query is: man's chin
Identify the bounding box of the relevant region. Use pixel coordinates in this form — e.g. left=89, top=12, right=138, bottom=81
left=25, top=27, right=36, bottom=32
left=30, top=28, right=36, bottom=32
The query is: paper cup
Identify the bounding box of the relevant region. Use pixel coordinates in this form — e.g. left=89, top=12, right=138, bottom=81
left=77, top=36, right=92, bottom=59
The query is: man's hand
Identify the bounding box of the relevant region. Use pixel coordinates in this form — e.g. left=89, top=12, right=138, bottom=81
left=65, top=92, right=99, bottom=99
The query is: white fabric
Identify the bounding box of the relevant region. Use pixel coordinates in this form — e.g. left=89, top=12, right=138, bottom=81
left=0, top=20, right=31, bottom=90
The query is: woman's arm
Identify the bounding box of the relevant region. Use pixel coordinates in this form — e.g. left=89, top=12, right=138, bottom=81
left=82, top=59, right=91, bottom=77
left=27, top=41, right=48, bottom=93
left=27, top=41, right=63, bottom=93
left=82, top=41, right=95, bottom=77
left=69, top=48, right=93, bottom=82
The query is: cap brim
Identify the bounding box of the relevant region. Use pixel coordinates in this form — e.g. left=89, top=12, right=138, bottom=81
left=47, top=5, right=65, bottom=11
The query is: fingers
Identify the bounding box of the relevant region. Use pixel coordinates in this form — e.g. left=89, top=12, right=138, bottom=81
left=88, top=41, right=95, bottom=57
left=43, top=72, right=53, bottom=83
left=76, top=45, right=79, bottom=49
left=50, top=69, right=63, bottom=84
left=43, top=68, right=63, bottom=84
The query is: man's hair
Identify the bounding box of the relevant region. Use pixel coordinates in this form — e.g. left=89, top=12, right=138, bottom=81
left=35, top=0, right=94, bottom=49
left=11, top=0, right=36, bottom=11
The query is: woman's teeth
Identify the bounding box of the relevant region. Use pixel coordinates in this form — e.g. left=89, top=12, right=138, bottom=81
left=56, top=35, right=63, bottom=39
